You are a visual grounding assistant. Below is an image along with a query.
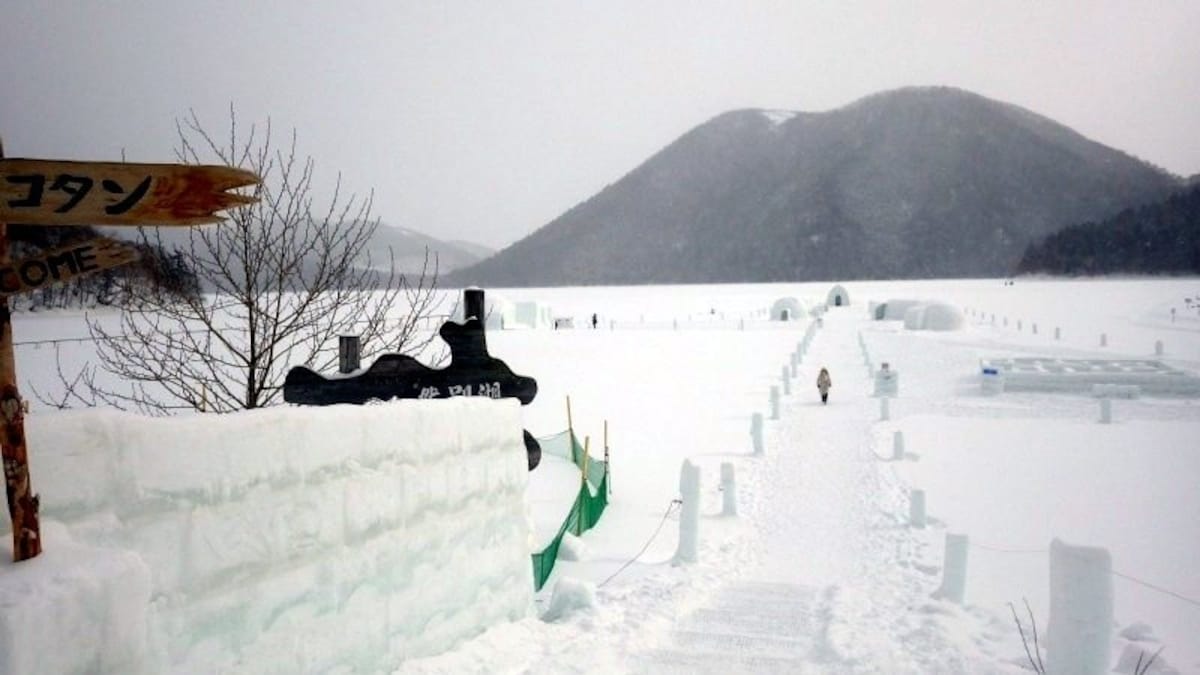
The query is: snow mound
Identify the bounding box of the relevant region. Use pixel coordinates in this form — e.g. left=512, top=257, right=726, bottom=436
left=556, top=532, right=590, bottom=562
left=541, top=577, right=597, bottom=622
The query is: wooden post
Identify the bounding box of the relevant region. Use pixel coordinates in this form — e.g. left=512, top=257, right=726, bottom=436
left=338, top=335, right=361, bottom=374
left=0, top=139, right=41, bottom=561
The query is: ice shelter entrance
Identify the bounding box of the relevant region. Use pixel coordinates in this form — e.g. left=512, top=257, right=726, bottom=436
left=826, top=284, right=850, bottom=307
left=770, top=297, right=804, bottom=321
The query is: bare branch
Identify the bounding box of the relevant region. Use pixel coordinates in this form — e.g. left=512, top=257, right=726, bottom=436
left=69, top=107, right=445, bottom=413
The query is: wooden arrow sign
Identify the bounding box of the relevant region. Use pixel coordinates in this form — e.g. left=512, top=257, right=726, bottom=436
left=0, top=159, right=259, bottom=226
left=0, top=237, right=141, bottom=296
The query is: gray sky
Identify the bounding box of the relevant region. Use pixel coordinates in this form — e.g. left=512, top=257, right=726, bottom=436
left=3, top=1, right=1198, bottom=249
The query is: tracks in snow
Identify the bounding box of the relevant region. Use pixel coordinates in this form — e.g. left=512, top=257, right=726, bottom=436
left=630, top=310, right=1013, bottom=674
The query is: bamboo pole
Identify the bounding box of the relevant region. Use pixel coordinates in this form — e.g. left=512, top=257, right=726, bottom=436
left=581, top=436, right=590, bottom=487
left=604, top=419, right=610, bottom=496
left=0, top=138, right=42, bottom=561
left=565, top=394, right=576, bottom=463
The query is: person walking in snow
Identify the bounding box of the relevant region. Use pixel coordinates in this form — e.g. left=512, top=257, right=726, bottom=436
left=817, top=367, right=832, bottom=404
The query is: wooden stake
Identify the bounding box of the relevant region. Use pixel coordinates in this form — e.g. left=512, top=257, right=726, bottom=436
left=0, top=138, right=41, bottom=561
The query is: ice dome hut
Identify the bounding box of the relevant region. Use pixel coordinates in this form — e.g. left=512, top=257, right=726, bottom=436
left=902, top=302, right=965, bottom=331
left=770, top=297, right=804, bottom=321
left=826, top=284, right=850, bottom=307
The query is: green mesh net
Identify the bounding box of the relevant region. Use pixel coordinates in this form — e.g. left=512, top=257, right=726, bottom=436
left=531, top=430, right=609, bottom=590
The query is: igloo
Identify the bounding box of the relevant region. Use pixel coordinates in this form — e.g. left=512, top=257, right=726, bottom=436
left=770, top=297, right=805, bottom=321
left=826, top=284, right=850, bottom=307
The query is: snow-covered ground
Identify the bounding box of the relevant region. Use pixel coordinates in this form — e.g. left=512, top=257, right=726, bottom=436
left=3, top=277, right=1199, bottom=673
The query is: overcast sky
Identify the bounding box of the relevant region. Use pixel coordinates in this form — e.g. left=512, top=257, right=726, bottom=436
left=3, top=1, right=1198, bottom=249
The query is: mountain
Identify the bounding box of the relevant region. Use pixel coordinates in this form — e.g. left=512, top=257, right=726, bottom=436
left=446, top=239, right=495, bottom=261
left=360, top=225, right=489, bottom=275
left=107, top=222, right=486, bottom=279
left=449, top=87, right=1184, bottom=286
left=1017, top=185, right=1200, bottom=275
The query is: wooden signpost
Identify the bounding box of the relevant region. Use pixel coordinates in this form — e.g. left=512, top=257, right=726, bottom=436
left=1, top=142, right=259, bottom=561
left=0, top=237, right=141, bottom=297
left=0, top=159, right=259, bottom=226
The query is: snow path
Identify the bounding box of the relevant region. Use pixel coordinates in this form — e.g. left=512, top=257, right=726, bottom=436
left=633, top=309, right=1016, bottom=673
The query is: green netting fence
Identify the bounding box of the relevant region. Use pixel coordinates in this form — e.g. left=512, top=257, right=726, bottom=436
left=531, top=429, right=609, bottom=591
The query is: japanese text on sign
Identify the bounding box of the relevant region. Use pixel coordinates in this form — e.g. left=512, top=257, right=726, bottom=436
left=417, top=382, right=504, bottom=400
left=0, top=159, right=259, bottom=226
left=5, top=173, right=151, bottom=216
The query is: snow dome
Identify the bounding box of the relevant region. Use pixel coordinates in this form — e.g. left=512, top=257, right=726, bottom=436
left=902, top=302, right=965, bottom=331
left=769, top=297, right=804, bottom=321
left=826, top=284, right=850, bottom=307
left=874, top=299, right=925, bottom=320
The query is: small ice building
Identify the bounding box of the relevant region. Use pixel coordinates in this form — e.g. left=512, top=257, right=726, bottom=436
left=770, top=297, right=804, bottom=321
left=826, top=284, right=850, bottom=307
left=514, top=301, right=554, bottom=329
left=902, top=302, right=965, bottom=331
left=454, top=290, right=516, bottom=330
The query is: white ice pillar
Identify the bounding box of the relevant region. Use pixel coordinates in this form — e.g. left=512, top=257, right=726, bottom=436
left=1155, top=340, right=1164, bottom=356
left=1055, top=326, right=1061, bottom=340
left=880, top=396, right=890, bottom=421
left=909, top=489, right=926, bottom=528
left=1099, top=398, right=1112, bottom=424
left=892, top=431, right=905, bottom=461
left=750, top=413, right=764, bottom=455
left=1100, top=333, right=1107, bottom=347
left=935, top=533, right=969, bottom=604
left=770, top=386, right=780, bottom=420
left=674, top=460, right=701, bottom=564
left=1047, top=539, right=1113, bottom=675
left=781, top=366, right=791, bottom=395
left=720, top=462, right=737, bottom=517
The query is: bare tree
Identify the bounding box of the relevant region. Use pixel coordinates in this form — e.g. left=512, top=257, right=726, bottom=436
left=49, top=108, right=445, bottom=413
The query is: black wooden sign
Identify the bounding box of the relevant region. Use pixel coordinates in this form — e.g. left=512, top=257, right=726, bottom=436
left=283, top=313, right=541, bottom=470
